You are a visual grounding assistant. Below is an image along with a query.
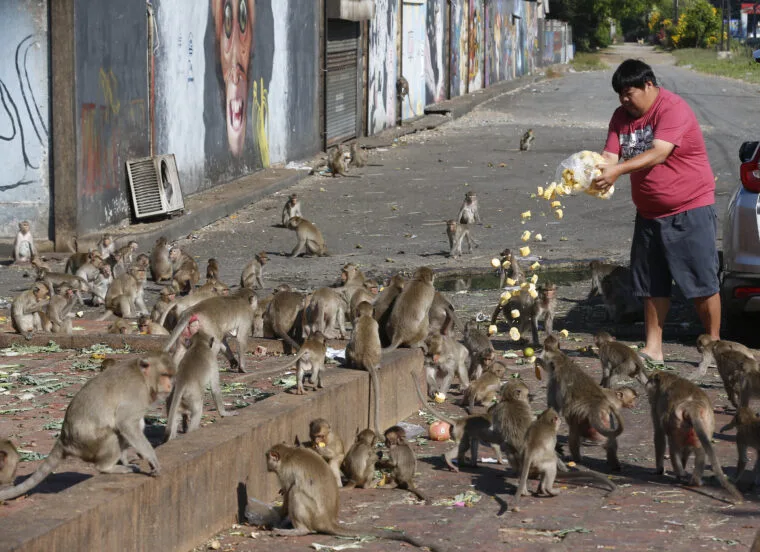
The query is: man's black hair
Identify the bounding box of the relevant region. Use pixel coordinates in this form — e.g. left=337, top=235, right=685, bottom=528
left=611, top=59, right=657, bottom=94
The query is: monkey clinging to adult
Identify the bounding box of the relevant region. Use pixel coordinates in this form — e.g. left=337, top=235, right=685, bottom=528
left=0, top=354, right=176, bottom=501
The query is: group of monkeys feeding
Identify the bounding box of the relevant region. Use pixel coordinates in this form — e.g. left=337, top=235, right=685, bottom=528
left=2, top=190, right=760, bottom=543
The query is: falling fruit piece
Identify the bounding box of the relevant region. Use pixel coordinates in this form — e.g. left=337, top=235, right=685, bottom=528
left=521, top=230, right=531, bottom=242
left=530, top=261, right=540, bottom=270
left=488, top=324, right=498, bottom=336
left=505, top=278, right=516, bottom=286
left=531, top=274, right=539, bottom=284
left=534, top=234, right=543, bottom=241
left=491, top=258, right=501, bottom=268
left=510, top=309, right=520, bottom=319
left=519, top=246, right=530, bottom=257
left=560, top=329, right=569, bottom=338
left=509, top=327, right=521, bottom=341
left=528, top=289, right=539, bottom=299
left=521, top=210, right=532, bottom=219
left=554, top=209, right=564, bottom=220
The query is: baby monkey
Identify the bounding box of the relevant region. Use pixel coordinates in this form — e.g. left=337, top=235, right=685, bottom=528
left=281, top=193, right=302, bottom=226
left=341, top=429, right=378, bottom=489
left=380, top=425, right=428, bottom=502
left=13, top=221, right=36, bottom=263
left=457, top=191, right=482, bottom=224
left=446, top=220, right=478, bottom=259
left=0, top=438, right=19, bottom=487
left=721, top=407, right=760, bottom=490
left=309, top=418, right=345, bottom=488
left=594, top=331, right=649, bottom=388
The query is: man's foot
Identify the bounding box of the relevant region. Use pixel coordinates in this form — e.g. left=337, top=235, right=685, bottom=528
left=639, top=350, right=665, bottom=367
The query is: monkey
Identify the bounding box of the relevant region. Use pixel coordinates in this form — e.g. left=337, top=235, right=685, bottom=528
left=345, top=301, right=383, bottom=436
left=497, top=248, right=525, bottom=288
left=328, top=144, right=349, bottom=177
left=169, top=246, right=200, bottom=294
left=695, top=334, right=756, bottom=380
left=337, top=262, right=366, bottom=305
left=264, top=288, right=307, bottom=352
left=0, top=438, right=19, bottom=487
left=138, top=314, right=169, bottom=336
left=423, top=332, right=470, bottom=396
left=11, top=282, right=50, bottom=335
left=240, top=251, right=268, bottom=289
left=588, top=260, right=619, bottom=298
left=264, top=443, right=438, bottom=549
left=720, top=407, right=760, bottom=490
left=413, top=373, right=500, bottom=471
left=101, top=266, right=149, bottom=319
left=487, top=380, right=534, bottom=469
left=279, top=332, right=327, bottom=395
left=491, top=284, right=556, bottom=346
left=34, top=267, right=90, bottom=297
left=604, top=386, right=639, bottom=411
left=134, top=252, right=150, bottom=271
left=463, top=319, right=496, bottom=380
left=457, top=191, right=481, bottom=225
left=340, top=429, right=377, bottom=489
left=512, top=408, right=561, bottom=510
left=75, top=253, right=105, bottom=285
left=349, top=142, right=367, bottom=168
left=150, top=236, right=173, bottom=282
left=42, top=285, right=77, bottom=334
left=0, top=354, right=175, bottom=501
left=30, top=255, right=51, bottom=274
left=380, top=425, right=427, bottom=501
left=200, top=278, right=229, bottom=296
left=163, top=288, right=258, bottom=373
left=97, top=233, right=116, bottom=259
left=99, top=358, right=117, bottom=372
left=89, top=265, right=113, bottom=307
left=281, top=193, right=302, bottom=226
left=519, top=128, right=535, bottom=151
left=428, top=291, right=459, bottom=336
left=385, top=266, right=435, bottom=352
left=116, top=240, right=139, bottom=266
left=446, top=220, right=478, bottom=259
left=65, top=249, right=102, bottom=275
left=12, top=221, right=37, bottom=263
left=645, top=370, right=742, bottom=502
left=252, top=284, right=290, bottom=337
left=151, top=286, right=176, bottom=323
left=159, top=284, right=224, bottom=330
left=461, top=360, right=506, bottom=411
left=595, top=331, right=649, bottom=388
left=373, top=273, right=406, bottom=346
left=302, top=287, right=348, bottom=340
left=396, top=76, right=415, bottom=117
left=105, top=249, right=126, bottom=279
left=753, top=529, right=760, bottom=552
left=597, top=264, right=643, bottom=323
left=168, top=314, right=201, bottom=366
left=206, top=258, right=219, bottom=281
left=309, top=418, right=345, bottom=488
left=108, top=318, right=133, bottom=335
left=348, top=279, right=379, bottom=320
left=286, top=216, right=328, bottom=257
left=164, top=332, right=237, bottom=441
left=538, top=343, right=624, bottom=471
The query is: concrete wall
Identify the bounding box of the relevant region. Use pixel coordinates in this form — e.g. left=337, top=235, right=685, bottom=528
left=0, top=1, right=51, bottom=241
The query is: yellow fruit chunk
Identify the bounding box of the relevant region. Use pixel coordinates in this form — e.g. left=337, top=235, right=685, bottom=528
left=521, top=230, right=531, bottom=242
left=535, top=363, right=542, bottom=380
left=499, top=292, right=512, bottom=305
left=510, top=309, right=520, bottom=319
left=528, top=289, right=539, bottom=299
left=318, top=442, right=327, bottom=448
left=519, top=246, right=530, bottom=257
left=509, top=327, right=521, bottom=341
left=537, top=186, right=544, bottom=196
left=521, top=210, right=532, bottom=219
left=534, top=233, right=543, bottom=241
left=530, top=261, right=540, bottom=270
left=554, top=209, right=564, bottom=220
left=502, top=260, right=511, bottom=269
left=488, top=325, right=498, bottom=336
left=505, top=277, right=516, bottom=286
left=551, top=200, right=562, bottom=209
left=434, top=392, right=446, bottom=403
left=531, top=274, right=539, bottom=284
left=491, top=258, right=501, bottom=268
left=560, top=329, right=569, bottom=338
left=512, top=289, right=522, bottom=297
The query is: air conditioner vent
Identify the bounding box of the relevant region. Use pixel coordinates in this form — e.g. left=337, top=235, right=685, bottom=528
left=126, top=154, right=185, bottom=219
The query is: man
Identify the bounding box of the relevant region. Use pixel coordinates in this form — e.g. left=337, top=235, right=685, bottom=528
left=592, top=59, right=719, bottom=364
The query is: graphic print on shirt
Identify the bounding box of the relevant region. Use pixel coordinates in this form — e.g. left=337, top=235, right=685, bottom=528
left=620, top=125, right=654, bottom=161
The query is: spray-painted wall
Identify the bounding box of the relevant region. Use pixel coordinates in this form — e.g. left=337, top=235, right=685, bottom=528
left=76, top=0, right=149, bottom=232
left=154, top=0, right=319, bottom=196
left=368, top=0, right=399, bottom=135
left=467, top=0, right=483, bottom=92
left=424, top=0, right=446, bottom=106
left=0, top=1, right=51, bottom=240
left=450, top=0, right=467, bottom=97
left=485, top=0, right=510, bottom=86
left=401, top=0, right=426, bottom=120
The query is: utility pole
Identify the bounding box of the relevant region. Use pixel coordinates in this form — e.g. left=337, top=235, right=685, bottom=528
left=727, top=0, right=731, bottom=50
left=720, top=0, right=725, bottom=51
left=673, top=0, right=678, bottom=23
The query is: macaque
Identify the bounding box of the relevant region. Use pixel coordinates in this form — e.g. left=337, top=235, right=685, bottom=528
left=150, top=236, right=173, bottom=282
left=396, top=76, right=414, bottom=116
left=380, top=425, right=427, bottom=502
left=345, top=301, right=383, bottom=435
left=645, top=370, right=742, bottom=501
left=463, top=320, right=495, bottom=380
left=597, top=264, right=643, bottom=323
left=349, top=279, right=379, bottom=320
left=488, top=380, right=534, bottom=469
left=519, top=128, right=535, bottom=151
left=302, top=287, right=347, bottom=340
left=102, top=266, right=149, bottom=319
left=349, top=142, right=367, bottom=168
left=240, top=251, right=268, bottom=289
left=424, top=333, right=470, bottom=396
left=720, top=407, right=760, bottom=490
left=116, top=241, right=139, bottom=266
left=42, top=285, right=77, bottom=334
left=588, top=260, right=618, bottom=298
left=428, top=292, right=458, bottom=336
left=457, top=191, right=481, bottom=225
left=281, top=193, right=302, bottom=226
left=0, top=354, right=176, bottom=501
left=462, top=360, right=506, bottom=410
left=492, top=284, right=556, bottom=346
left=138, top=315, right=169, bottom=336
left=11, top=282, right=50, bottom=335
left=280, top=332, right=327, bottom=395
left=538, top=343, right=624, bottom=471
left=164, top=332, right=237, bottom=441
left=498, top=248, right=524, bottom=288
left=264, top=288, right=307, bottom=352
left=65, top=249, right=102, bottom=275
left=108, top=318, right=133, bottom=335
left=12, top=221, right=36, bottom=263
left=286, top=216, right=328, bottom=257
left=328, top=144, right=348, bottom=177
left=512, top=408, right=561, bottom=510
left=97, top=233, right=116, bottom=259
left=695, top=333, right=756, bottom=377
left=446, top=220, right=478, bottom=259
left=385, top=266, right=435, bottom=352
left=35, top=267, right=89, bottom=298
left=309, top=418, right=345, bottom=488
left=604, top=386, right=639, bottom=411
left=373, top=274, right=406, bottom=346
left=151, top=286, right=176, bottom=323
left=106, top=250, right=126, bottom=278
left=206, top=258, right=219, bottom=281
left=163, top=288, right=258, bottom=373
left=169, top=246, right=200, bottom=294
left=594, top=331, right=649, bottom=388
left=160, top=285, right=225, bottom=330
left=341, top=429, right=377, bottom=489
left=134, top=253, right=150, bottom=270
left=695, top=335, right=759, bottom=409
left=338, top=262, right=366, bottom=304
left=75, top=253, right=105, bottom=285
left=90, top=265, right=113, bottom=307
left=0, top=439, right=19, bottom=487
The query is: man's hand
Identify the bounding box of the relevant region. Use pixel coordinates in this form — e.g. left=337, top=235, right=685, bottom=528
left=592, top=162, right=621, bottom=192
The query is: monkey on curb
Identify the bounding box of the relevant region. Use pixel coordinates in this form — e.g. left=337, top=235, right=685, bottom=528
left=373, top=273, right=406, bottom=346
left=385, top=266, right=436, bottom=352
left=12, top=221, right=37, bottom=263
left=345, top=301, right=383, bottom=436
left=457, top=191, right=481, bottom=225
left=594, top=331, right=649, bottom=388
left=41, top=285, right=78, bottom=334
left=286, top=216, right=329, bottom=257
left=0, top=354, right=176, bottom=501
left=309, top=418, right=345, bottom=488
left=278, top=332, right=327, bottom=395
left=281, top=193, right=302, bottom=226
left=0, top=438, right=19, bottom=487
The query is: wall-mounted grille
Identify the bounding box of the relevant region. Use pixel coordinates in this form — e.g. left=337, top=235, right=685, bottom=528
left=126, top=154, right=185, bottom=219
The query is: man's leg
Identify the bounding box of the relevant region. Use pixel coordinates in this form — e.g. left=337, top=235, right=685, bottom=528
left=693, top=293, right=721, bottom=339
left=640, top=297, right=670, bottom=362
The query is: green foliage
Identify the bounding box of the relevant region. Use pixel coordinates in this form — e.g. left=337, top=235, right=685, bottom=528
left=677, top=0, right=721, bottom=48
left=672, top=46, right=760, bottom=85
left=551, top=0, right=616, bottom=52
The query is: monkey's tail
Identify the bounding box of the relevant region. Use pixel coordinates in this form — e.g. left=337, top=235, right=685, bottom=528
left=368, top=365, right=382, bottom=437
left=164, top=386, right=183, bottom=442
left=325, top=525, right=443, bottom=552
left=0, top=442, right=64, bottom=501
left=590, top=405, right=624, bottom=440
left=556, top=467, right=617, bottom=493
left=411, top=372, right=458, bottom=427
left=163, top=310, right=193, bottom=353
left=687, top=403, right=743, bottom=503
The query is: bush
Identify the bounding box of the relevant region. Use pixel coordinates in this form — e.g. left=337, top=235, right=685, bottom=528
left=649, top=0, right=720, bottom=49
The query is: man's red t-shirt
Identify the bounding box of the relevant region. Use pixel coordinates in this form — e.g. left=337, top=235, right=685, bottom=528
left=603, top=87, right=715, bottom=219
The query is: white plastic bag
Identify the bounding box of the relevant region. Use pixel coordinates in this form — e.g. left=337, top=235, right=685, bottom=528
left=554, top=150, right=614, bottom=199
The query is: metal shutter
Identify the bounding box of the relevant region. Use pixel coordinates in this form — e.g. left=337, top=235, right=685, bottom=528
left=325, top=19, right=359, bottom=146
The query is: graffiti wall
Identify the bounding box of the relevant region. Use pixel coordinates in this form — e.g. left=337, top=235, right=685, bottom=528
left=467, top=0, right=483, bottom=93
left=401, top=0, right=426, bottom=120
left=155, top=0, right=319, bottom=195
left=485, top=0, right=510, bottom=86
left=0, top=1, right=51, bottom=240
left=450, top=0, right=467, bottom=97
left=368, top=0, right=398, bottom=135
left=424, top=0, right=446, bottom=106
left=76, top=0, right=149, bottom=231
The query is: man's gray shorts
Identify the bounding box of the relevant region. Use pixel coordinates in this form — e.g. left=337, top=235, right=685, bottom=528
left=630, top=205, right=719, bottom=299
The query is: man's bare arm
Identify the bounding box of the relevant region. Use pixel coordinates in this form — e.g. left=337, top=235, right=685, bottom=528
left=594, top=139, right=674, bottom=190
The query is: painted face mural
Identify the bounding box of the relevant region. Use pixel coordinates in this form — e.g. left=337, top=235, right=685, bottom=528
left=212, top=0, right=254, bottom=156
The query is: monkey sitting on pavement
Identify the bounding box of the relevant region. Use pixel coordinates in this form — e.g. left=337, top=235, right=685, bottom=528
left=286, top=216, right=329, bottom=257
left=281, top=193, right=302, bottom=226
left=12, top=221, right=37, bottom=263
left=341, top=429, right=378, bottom=489
left=378, top=425, right=428, bottom=502
left=308, top=418, right=345, bottom=488
left=0, top=438, right=19, bottom=487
